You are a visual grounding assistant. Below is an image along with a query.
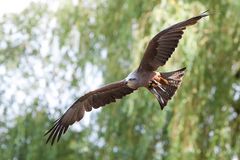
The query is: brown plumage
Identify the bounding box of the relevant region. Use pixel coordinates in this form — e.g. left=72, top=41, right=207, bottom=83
left=45, top=11, right=208, bottom=145
left=44, top=81, right=135, bottom=145
left=138, top=11, right=208, bottom=71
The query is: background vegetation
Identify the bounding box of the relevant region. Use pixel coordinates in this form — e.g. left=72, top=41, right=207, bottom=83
left=0, top=0, right=239, bottom=159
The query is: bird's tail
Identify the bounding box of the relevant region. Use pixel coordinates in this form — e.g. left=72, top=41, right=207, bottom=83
left=148, top=67, right=186, bottom=109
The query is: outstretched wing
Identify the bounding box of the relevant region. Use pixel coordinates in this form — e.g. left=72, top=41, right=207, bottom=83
left=138, top=11, right=208, bottom=72
left=45, top=80, right=135, bottom=145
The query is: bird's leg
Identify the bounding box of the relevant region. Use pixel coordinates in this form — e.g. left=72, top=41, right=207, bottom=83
left=148, top=79, right=159, bottom=88
left=154, top=73, right=169, bottom=85
left=148, top=73, right=170, bottom=89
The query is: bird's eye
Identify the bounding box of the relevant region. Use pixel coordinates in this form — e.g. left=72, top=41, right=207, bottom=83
left=129, top=78, right=136, bottom=81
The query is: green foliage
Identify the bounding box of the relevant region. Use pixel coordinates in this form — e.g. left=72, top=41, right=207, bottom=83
left=0, top=0, right=239, bottom=160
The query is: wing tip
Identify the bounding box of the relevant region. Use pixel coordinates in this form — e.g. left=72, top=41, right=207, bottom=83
left=44, top=105, right=87, bottom=145
left=44, top=119, right=68, bottom=145
left=200, top=10, right=209, bottom=17
left=200, top=10, right=219, bottom=18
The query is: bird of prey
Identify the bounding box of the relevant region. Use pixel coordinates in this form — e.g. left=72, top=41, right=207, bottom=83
left=45, top=11, right=208, bottom=145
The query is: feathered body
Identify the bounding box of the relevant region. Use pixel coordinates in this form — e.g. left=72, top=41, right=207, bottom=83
left=45, top=11, right=208, bottom=145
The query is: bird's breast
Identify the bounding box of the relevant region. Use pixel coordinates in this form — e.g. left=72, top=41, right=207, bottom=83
left=134, top=70, right=156, bottom=87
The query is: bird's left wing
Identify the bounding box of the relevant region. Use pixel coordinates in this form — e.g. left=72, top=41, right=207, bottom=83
left=45, top=80, right=135, bottom=145
left=138, top=11, right=208, bottom=72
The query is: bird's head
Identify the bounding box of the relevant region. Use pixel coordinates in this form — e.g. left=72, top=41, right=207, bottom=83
left=125, top=71, right=138, bottom=88
left=125, top=77, right=137, bottom=88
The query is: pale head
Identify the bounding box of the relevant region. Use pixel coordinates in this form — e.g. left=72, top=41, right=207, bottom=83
left=125, top=71, right=138, bottom=89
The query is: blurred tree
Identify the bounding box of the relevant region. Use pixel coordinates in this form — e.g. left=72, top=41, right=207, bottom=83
left=0, top=0, right=239, bottom=160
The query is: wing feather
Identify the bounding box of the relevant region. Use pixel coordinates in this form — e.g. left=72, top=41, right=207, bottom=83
left=45, top=80, right=135, bottom=145
left=138, top=11, right=208, bottom=71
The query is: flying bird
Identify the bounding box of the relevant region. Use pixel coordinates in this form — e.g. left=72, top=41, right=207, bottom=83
left=45, top=11, right=208, bottom=145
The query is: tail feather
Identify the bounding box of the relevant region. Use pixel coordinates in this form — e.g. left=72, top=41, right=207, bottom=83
left=149, top=67, right=186, bottom=109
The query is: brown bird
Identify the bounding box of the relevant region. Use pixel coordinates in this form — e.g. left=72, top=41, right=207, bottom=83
left=45, top=11, right=208, bottom=145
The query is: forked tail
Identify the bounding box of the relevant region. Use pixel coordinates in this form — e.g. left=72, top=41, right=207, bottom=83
left=148, top=67, right=186, bottom=109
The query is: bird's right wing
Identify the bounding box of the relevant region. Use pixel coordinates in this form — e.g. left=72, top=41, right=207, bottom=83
left=45, top=80, right=135, bottom=145
left=138, top=11, right=208, bottom=72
